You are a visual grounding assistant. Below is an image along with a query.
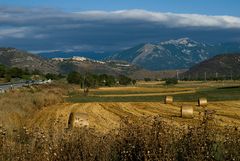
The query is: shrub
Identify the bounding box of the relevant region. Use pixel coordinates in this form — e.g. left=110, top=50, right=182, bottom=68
left=164, top=78, right=178, bottom=85
left=45, top=73, right=64, bottom=80
left=144, top=78, right=151, bottom=82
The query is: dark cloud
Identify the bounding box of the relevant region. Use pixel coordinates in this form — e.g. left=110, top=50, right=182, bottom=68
left=0, top=7, right=240, bottom=52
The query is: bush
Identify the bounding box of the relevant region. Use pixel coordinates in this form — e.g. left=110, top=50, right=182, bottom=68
left=45, top=73, right=64, bottom=80
left=164, top=78, right=178, bottom=85
left=144, top=78, right=151, bottom=82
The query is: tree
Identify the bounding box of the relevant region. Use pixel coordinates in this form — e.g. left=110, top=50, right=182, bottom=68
left=99, top=74, right=116, bottom=87
left=67, top=71, right=82, bottom=84
left=84, top=73, right=97, bottom=88
left=7, top=67, right=23, bottom=78
left=32, top=69, right=42, bottom=75
left=0, top=64, right=6, bottom=77
left=23, top=68, right=30, bottom=75
left=132, top=79, right=137, bottom=85
left=4, top=74, right=11, bottom=82
left=118, top=75, right=132, bottom=85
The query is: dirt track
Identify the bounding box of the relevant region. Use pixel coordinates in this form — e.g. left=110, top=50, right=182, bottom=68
left=96, top=90, right=196, bottom=97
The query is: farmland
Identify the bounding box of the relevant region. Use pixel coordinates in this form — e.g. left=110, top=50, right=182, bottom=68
left=68, top=81, right=240, bottom=103
left=35, top=80, right=240, bottom=133
left=1, top=80, right=240, bottom=160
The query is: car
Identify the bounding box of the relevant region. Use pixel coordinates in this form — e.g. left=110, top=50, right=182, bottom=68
left=0, top=88, right=5, bottom=93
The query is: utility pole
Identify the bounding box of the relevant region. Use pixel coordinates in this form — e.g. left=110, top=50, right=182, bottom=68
left=82, top=74, right=85, bottom=89
left=204, top=72, right=207, bottom=81
left=230, top=70, right=233, bottom=80
left=176, top=70, right=179, bottom=80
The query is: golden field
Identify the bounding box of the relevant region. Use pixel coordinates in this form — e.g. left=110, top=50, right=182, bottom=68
left=1, top=80, right=240, bottom=133
left=1, top=81, right=240, bottom=161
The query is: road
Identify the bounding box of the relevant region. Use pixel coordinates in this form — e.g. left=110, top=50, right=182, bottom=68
left=0, top=80, right=50, bottom=92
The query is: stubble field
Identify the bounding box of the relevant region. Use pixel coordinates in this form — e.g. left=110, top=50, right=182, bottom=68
left=1, top=80, right=240, bottom=160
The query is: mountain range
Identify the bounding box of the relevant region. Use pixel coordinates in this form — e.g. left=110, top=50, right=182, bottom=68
left=38, top=38, right=240, bottom=71
left=110, top=38, right=240, bottom=70
left=1, top=48, right=177, bottom=79
left=1, top=46, right=240, bottom=80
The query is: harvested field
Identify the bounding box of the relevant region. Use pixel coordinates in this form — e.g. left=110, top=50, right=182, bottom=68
left=1, top=81, right=240, bottom=160
left=26, top=101, right=240, bottom=133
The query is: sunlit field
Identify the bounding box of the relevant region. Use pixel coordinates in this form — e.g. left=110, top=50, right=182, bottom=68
left=68, top=80, right=240, bottom=102
left=1, top=81, right=240, bottom=160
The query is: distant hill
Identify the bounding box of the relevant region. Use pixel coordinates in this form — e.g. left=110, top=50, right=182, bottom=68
left=0, top=48, right=58, bottom=74
left=1, top=48, right=177, bottom=79
left=109, top=38, right=240, bottom=70
left=182, top=54, right=240, bottom=79
left=50, top=57, right=141, bottom=76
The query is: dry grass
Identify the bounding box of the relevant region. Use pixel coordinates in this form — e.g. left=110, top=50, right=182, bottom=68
left=0, top=83, right=77, bottom=131
left=0, top=116, right=239, bottom=161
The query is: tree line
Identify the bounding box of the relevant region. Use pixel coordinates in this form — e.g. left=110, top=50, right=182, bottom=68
left=67, top=71, right=136, bottom=88
left=0, top=64, right=42, bottom=82
left=0, top=64, right=64, bottom=82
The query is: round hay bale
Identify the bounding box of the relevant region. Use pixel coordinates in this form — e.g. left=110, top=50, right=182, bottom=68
left=181, top=105, right=194, bottom=118
left=198, top=98, right=208, bottom=106
left=164, top=96, right=173, bottom=104
left=68, top=112, right=89, bottom=128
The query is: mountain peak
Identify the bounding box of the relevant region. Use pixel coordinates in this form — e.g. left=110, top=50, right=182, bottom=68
left=160, top=38, right=198, bottom=47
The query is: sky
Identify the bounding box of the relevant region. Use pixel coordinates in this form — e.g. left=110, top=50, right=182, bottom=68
left=0, top=0, right=240, bottom=52
left=1, top=0, right=240, bottom=16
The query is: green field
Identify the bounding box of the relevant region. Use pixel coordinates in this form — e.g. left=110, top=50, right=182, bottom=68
left=67, top=84, right=240, bottom=103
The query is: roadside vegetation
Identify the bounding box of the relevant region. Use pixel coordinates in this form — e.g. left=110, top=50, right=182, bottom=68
left=0, top=83, right=77, bottom=131
left=0, top=64, right=36, bottom=82
left=0, top=116, right=239, bottom=161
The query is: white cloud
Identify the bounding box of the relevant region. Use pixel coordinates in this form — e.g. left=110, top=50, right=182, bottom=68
left=74, top=9, right=240, bottom=28
left=0, top=7, right=240, bottom=51
left=0, top=27, right=29, bottom=38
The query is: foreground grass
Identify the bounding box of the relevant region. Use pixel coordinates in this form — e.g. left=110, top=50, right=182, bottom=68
left=1, top=117, right=239, bottom=161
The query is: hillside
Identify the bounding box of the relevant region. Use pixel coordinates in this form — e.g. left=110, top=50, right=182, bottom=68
left=182, top=54, right=240, bottom=79
left=110, top=38, right=240, bottom=70
left=0, top=48, right=142, bottom=77
left=51, top=57, right=141, bottom=76
left=0, top=48, right=58, bottom=74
